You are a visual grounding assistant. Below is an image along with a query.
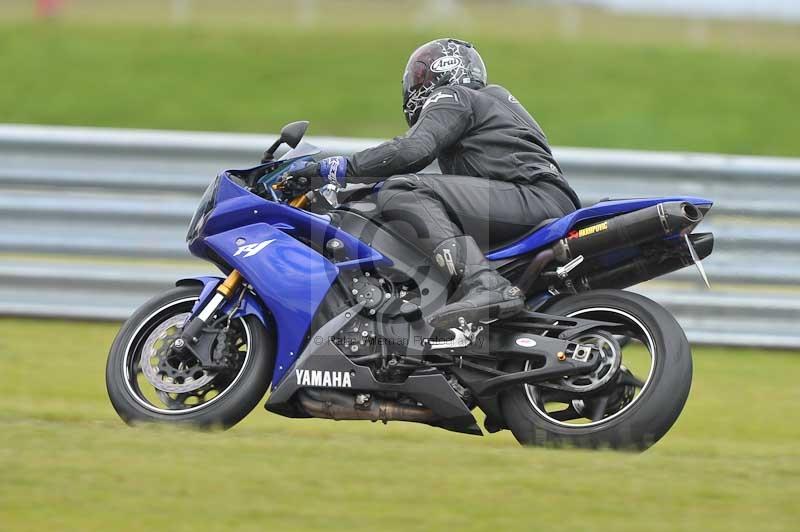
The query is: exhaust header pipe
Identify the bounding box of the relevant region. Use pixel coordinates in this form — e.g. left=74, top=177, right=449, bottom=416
left=552, top=201, right=704, bottom=264
left=297, top=389, right=437, bottom=424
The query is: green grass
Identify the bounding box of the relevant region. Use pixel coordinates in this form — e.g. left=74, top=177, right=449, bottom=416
left=0, top=318, right=798, bottom=531
left=0, top=19, right=799, bottom=156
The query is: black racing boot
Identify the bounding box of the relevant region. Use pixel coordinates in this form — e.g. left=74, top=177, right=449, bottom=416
left=427, top=235, right=525, bottom=328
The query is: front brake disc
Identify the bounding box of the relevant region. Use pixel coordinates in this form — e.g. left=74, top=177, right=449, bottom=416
left=139, top=314, right=217, bottom=393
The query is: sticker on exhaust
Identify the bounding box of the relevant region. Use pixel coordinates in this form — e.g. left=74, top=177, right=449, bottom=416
left=568, top=221, right=608, bottom=240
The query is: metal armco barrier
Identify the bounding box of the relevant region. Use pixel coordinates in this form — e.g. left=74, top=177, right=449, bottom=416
left=1, top=124, right=798, bottom=348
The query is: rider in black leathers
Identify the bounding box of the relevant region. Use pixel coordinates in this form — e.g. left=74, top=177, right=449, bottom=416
left=285, top=38, right=580, bottom=327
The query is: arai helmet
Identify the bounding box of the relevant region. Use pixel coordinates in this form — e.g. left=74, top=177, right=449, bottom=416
left=402, top=38, right=487, bottom=126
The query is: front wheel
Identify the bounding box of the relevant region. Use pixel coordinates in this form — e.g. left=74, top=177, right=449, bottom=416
left=501, top=289, right=692, bottom=451
left=105, top=285, right=275, bottom=429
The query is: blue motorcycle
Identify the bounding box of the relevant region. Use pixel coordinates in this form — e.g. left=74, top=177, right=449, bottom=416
left=106, top=121, right=713, bottom=450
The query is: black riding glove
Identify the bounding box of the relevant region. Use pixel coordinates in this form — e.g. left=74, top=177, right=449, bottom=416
left=294, top=157, right=348, bottom=186
left=278, top=156, right=348, bottom=197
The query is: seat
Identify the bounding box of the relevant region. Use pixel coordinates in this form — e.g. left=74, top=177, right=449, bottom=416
left=483, top=218, right=557, bottom=254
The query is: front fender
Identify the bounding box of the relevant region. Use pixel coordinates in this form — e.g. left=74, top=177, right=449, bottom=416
left=176, top=276, right=270, bottom=327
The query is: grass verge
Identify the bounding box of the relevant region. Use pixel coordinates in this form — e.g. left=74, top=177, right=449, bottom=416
left=0, top=318, right=798, bottom=531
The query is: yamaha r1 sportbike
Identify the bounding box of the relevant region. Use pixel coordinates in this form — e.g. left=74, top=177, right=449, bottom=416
left=106, top=121, right=714, bottom=450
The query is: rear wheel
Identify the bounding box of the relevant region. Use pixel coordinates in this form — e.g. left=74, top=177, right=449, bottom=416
left=500, top=289, right=692, bottom=450
left=105, top=285, right=274, bottom=429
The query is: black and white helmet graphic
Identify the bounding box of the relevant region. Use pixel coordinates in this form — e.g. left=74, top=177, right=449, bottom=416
left=402, top=38, right=487, bottom=126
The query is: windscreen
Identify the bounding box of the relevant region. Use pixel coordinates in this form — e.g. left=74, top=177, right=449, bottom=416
left=278, top=141, right=322, bottom=161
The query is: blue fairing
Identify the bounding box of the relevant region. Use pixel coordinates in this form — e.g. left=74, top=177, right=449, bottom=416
left=190, top=175, right=389, bottom=271
left=205, top=223, right=339, bottom=384
left=486, top=196, right=713, bottom=260
left=188, top=173, right=392, bottom=386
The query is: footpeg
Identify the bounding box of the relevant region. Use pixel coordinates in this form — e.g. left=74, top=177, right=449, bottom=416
left=457, top=317, right=483, bottom=344
left=428, top=317, right=484, bottom=350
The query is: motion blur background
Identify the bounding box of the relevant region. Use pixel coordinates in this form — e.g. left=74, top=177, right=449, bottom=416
left=0, top=1, right=798, bottom=531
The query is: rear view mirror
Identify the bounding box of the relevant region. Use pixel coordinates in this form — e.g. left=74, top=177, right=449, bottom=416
left=279, top=121, right=309, bottom=148
left=261, top=120, right=310, bottom=163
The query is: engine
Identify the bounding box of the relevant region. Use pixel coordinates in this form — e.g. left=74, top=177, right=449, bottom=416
left=331, top=271, right=421, bottom=383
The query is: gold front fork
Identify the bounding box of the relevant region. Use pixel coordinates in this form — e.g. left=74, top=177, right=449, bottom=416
left=216, top=269, right=243, bottom=299
left=177, top=269, right=245, bottom=349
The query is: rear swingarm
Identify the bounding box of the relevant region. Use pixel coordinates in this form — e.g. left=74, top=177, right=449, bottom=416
left=498, top=309, right=621, bottom=340
left=430, top=310, right=620, bottom=397
left=460, top=327, right=602, bottom=396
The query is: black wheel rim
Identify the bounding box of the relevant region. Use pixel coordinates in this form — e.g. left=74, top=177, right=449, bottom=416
left=524, top=307, right=656, bottom=428
left=122, top=297, right=252, bottom=415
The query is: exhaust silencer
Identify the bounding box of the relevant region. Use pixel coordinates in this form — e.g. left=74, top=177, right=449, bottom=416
left=552, top=201, right=704, bottom=263
left=580, top=232, right=714, bottom=290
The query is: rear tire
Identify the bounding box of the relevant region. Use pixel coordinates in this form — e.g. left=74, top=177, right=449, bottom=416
left=105, top=285, right=274, bottom=429
left=501, top=289, right=692, bottom=451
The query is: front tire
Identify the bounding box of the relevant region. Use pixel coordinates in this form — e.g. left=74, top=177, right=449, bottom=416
left=501, top=289, right=692, bottom=451
left=105, top=285, right=274, bottom=429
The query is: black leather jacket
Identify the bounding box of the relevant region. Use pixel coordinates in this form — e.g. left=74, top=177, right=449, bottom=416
left=346, top=84, right=580, bottom=208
